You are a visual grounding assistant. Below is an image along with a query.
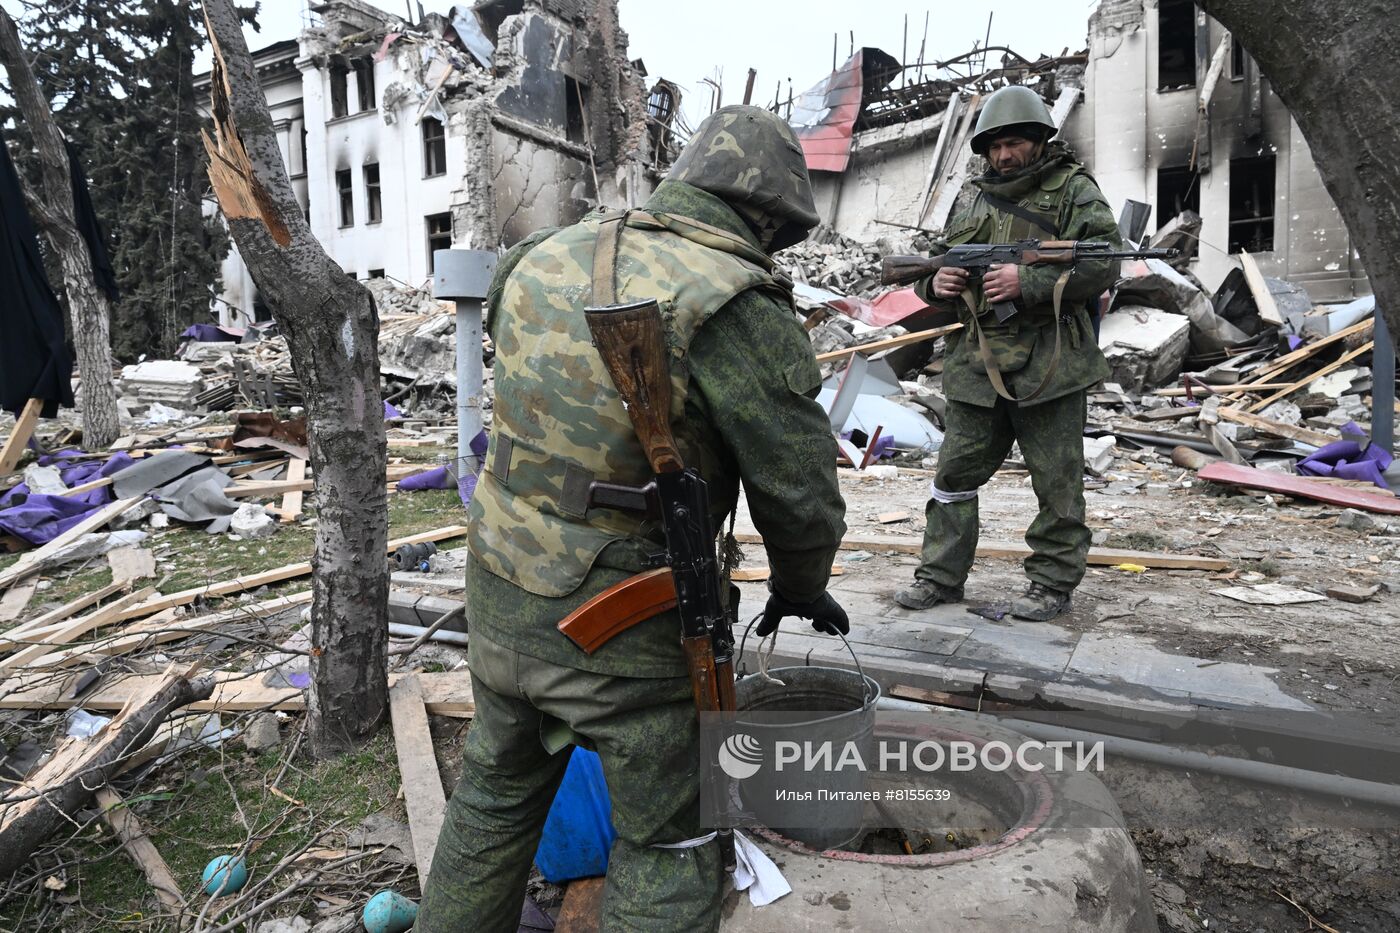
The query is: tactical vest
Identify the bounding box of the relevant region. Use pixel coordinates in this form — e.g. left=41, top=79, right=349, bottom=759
left=467, top=211, right=788, bottom=597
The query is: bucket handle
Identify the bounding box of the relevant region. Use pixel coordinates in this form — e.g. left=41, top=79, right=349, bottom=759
left=736, top=613, right=875, bottom=705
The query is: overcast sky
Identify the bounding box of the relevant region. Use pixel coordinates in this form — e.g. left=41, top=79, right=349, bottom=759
left=196, top=0, right=1095, bottom=126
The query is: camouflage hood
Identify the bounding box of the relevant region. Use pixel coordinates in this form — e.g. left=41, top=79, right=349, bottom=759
left=666, top=105, right=819, bottom=252
left=974, top=140, right=1079, bottom=202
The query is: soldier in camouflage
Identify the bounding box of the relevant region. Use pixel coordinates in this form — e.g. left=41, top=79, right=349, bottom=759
left=894, top=85, right=1121, bottom=622
left=416, top=106, right=848, bottom=931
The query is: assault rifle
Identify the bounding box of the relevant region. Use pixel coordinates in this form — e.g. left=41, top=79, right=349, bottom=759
left=881, top=239, right=1180, bottom=324
left=557, top=297, right=739, bottom=872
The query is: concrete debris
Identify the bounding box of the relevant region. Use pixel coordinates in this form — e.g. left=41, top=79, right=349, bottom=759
left=21, top=464, right=67, bottom=497
left=1084, top=435, right=1118, bottom=476
left=229, top=503, right=278, bottom=540
left=776, top=230, right=889, bottom=299
left=119, top=360, right=205, bottom=409
left=1335, top=509, right=1378, bottom=532
left=240, top=712, right=282, bottom=752
left=1098, top=306, right=1190, bottom=391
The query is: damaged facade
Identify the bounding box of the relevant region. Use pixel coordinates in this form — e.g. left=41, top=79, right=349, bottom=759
left=792, top=0, right=1366, bottom=304
left=202, top=0, right=676, bottom=327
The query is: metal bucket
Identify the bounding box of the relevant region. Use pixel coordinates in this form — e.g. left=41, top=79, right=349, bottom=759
left=733, top=628, right=881, bottom=851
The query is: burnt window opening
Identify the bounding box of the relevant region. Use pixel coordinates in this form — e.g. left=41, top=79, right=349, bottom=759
left=364, top=163, right=382, bottom=224
left=1157, top=0, right=1197, bottom=90
left=565, top=77, right=589, bottom=145
left=422, top=117, right=447, bottom=177
left=368, top=268, right=385, bottom=278
left=298, top=123, right=308, bottom=176
left=336, top=168, right=353, bottom=227
left=1230, top=35, right=1246, bottom=79
left=426, top=213, right=453, bottom=273
left=330, top=60, right=350, bottom=118
left=1228, top=155, right=1275, bottom=254
left=1156, top=165, right=1201, bottom=229
left=353, top=58, right=376, bottom=111
left=647, top=84, right=675, bottom=125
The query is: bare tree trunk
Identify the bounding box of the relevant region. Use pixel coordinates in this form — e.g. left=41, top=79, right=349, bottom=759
left=0, top=10, right=120, bottom=450
left=201, top=0, right=389, bottom=755
left=1195, top=0, right=1400, bottom=348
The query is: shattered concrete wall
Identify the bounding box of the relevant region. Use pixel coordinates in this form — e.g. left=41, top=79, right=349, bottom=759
left=1064, top=0, right=1366, bottom=300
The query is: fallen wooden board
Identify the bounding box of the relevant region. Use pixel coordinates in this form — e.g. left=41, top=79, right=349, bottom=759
left=1328, top=583, right=1380, bottom=604
left=1216, top=408, right=1336, bottom=448
left=116, top=525, right=470, bottom=622
left=0, top=578, right=38, bottom=623
left=0, top=399, right=43, bottom=477
left=733, top=531, right=1229, bottom=571
left=0, top=496, right=143, bottom=592
left=557, top=876, right=606, bottom=933
left=0, top=580, right=129, bottom=645
left=1248, top=342, right=1373, bottom=413
left=225, top=478, right=316, bottom=498
left=1197, top=461, right=1400, bottom=515
left=389, top=676, right=447, bottom=889
left=278, top=458, right=308, bottom=523
left=0, top=588, right=156, bottom=673
left=814, top=323, right=963, bottom=364
left=0, top=669, right=475, bottom=716
left=24, top=592, right=313, bottom=671
left=1237, top=251, right=1283, bottom=326
left=95, top=785, right=185, bottom=912
left=58, top=475, right=114, bottom=498
left=1222, top=319, right=1373, bottom=397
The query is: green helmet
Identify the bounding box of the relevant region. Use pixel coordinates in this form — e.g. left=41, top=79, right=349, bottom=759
left=970, top=85, right=1057, bottom=156
left=666, top=105, right=819, bottom=252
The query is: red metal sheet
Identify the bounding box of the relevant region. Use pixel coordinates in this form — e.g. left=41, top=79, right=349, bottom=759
left=1197, top=462, right=1400, bottom=514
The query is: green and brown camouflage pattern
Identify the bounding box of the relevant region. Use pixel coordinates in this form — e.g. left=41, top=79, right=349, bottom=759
left=917, top=141, right=1118, bottom=408
left=667, top=105, right=819, bottom=252
left=469, top=207, right=784, bottom=598
left=915, top=392, right=1092, bottom=592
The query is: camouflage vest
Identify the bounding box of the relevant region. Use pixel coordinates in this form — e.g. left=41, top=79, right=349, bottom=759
left=468, top=211, right=787, bottom=597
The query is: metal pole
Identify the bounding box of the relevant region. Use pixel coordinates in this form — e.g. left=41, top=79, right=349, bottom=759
left=1374, top=311, right=1394, bottom=455
left=433, top=249, right=497, bottom=480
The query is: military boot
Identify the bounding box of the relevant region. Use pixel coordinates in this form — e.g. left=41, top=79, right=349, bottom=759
left=1009, top=582, right=1071, bottom=621
left=894, top=580, right=964, bottom=610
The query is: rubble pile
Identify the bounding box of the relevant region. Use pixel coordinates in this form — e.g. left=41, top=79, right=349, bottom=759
left=776, top=228, right=891, bottom=299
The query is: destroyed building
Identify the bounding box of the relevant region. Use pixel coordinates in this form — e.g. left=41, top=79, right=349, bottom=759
left=200, top=0, right=678, bottom=328
left=786, top=0, right=1367, bottom=304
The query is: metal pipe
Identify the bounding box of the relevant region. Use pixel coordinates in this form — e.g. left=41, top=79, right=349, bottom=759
left=876, top=697, right=1400, bottom=810
left=456, top=297, right=483, bottom=473
left=388, top=621, right=469, bottom=646
left=1373, top=311, right=1394, bottom=455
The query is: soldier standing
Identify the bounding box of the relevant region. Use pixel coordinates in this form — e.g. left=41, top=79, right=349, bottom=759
left=894, top=85, right=1121, bottom=622
left=416, top=106, right=849, bottom=931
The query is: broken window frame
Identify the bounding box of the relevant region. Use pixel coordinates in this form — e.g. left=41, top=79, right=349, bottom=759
left=426, top=212, right=453, bottom=274
left=364, top=163, right=382, bottom=225
left=330, top=59, right=350, bottom=119
left=565, top=76, right=589, bottom=146
left=336, top=168, right=354, bottom=228
left=353, top=57, right=376, bottom=112
left=1156, top=0, right=1197, bottom=91
left=1155, top=165, right=1201, bottom=231
left=1227, top=155, right=1276, bottom=254
left=422, top=117, right=447, bottom=178
left=368, top=268, right=386, bottom=279
left=1229, top=34, right=1247, bottom=81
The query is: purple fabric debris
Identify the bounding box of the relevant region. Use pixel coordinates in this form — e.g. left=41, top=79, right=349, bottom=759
left=398, top=465, right=454, bottom=491
left=0, top=450, right=136, bottom=544
left=180, top=324, right=239, bottom=343
left=1297, top=421, right=1393, bottom=490
left=1286, top=335, right=1303, bottom=352
left=839, top=430, right=895, bottom=461
left=384, top=400, right=403, bottom=420
left=459, top=430, right=489, bottom=507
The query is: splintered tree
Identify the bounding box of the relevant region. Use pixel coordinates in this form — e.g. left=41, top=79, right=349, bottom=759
left=201, top=0, right=389, bottom=754
left=1195, top=0, right=1400, bottom=344
left=0, top=9, right=121, bottom=450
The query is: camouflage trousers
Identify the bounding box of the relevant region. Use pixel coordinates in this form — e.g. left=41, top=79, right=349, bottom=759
left=416, top=629, right=722, bottom=933
left=916, top=391, right=1090, bottom=593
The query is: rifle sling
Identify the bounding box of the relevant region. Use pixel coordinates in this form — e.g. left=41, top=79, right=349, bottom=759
left=964, top=269, right=1073, bottom=404
left=978, top=191, right=1059, bottom=238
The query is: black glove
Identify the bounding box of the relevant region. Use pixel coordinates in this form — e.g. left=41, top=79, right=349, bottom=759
left=756, top=585, right=850, bottom=637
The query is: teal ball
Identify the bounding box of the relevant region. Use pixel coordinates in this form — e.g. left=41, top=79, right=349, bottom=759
left=201, top=855, right=248, bottom=896
left=362, top=890, right=419, bottom=933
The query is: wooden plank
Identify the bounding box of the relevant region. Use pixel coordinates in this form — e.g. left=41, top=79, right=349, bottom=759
left=1197, top=461, right=1400, bottom=514
left=922, top=92, right=982, bottom=229
left=1223, top=319, right=1373, bottom=398
left=58, top=475, right=113, bottom=498
left=0, top=399, right=43, bottom=477
left=225, top=478, right=315, bottom=498
left=732, top=531, right=1229, bottom=571
left=914, top=93, right=962, bottom=224
left=389, top=675, right=447, bottom=889
left=0, top=578, right=38, bottom=624
left=1247, top=342, right=1372, bottom=413
left=94, top=786, right=185, bottom=912
left=116, top=525, right=470, bottom=622
left=1216, top=407, right=1337, bottom=447
left=557, top=876, right=606, bottom=932
left=24, top=592, right=313, bottom=670
left=0, top=580, right=128, bottom=644
left=1155, top=383, right=1294, bottom=397
left=0, top=497, right=143, bottom=592
left=278, top=458, right=307, bottom=523
left=815, top=323, right=963, bottom=364
left=0, top=587, right=156, bottom=673
left=0, top=669, right=474, bottom=715
left=1237, top=251, right=1283, bottom=326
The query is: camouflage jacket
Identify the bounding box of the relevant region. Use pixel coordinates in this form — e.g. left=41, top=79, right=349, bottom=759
left=917, top=142, right=1118, bottom=407
left=467, top=180, right=846, bottom=676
